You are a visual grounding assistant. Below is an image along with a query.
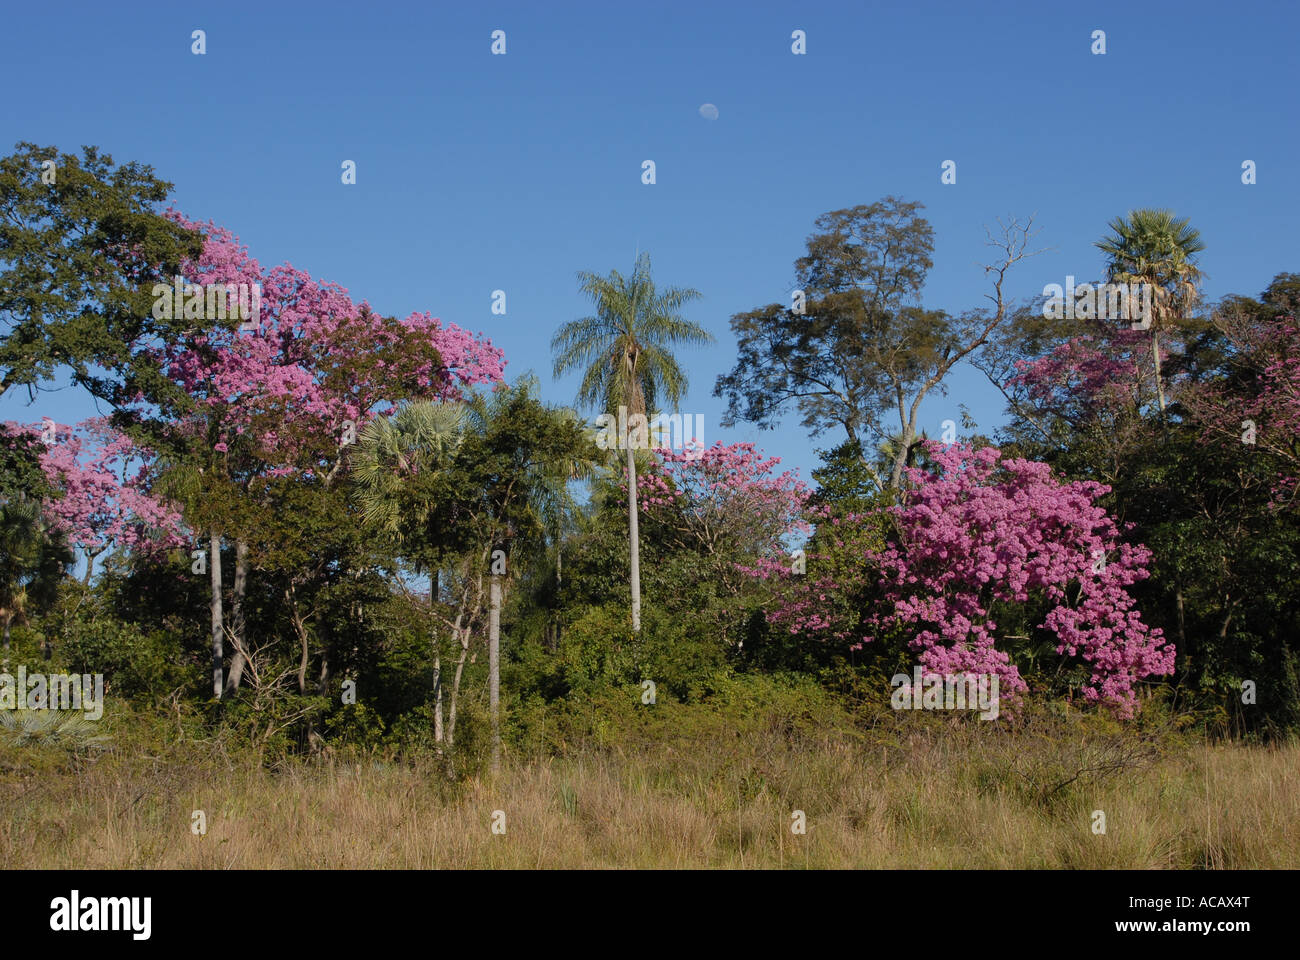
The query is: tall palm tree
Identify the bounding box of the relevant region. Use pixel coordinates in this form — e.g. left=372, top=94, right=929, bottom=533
left=1095, top=208, right=1206, bottom=415
left=551, top=252, right=710, bottom=633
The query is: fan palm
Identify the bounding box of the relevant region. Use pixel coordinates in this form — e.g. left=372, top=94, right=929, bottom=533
left=1095, top=209, right=1206, bottom=414
left=350, top=400, right=467, bottom=541
left=551, top=252, right=710, bottom=632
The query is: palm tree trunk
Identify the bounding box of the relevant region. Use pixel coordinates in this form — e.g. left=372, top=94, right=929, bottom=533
left=551, top=546, right=562, bottom=651
left=209, top=529, right=224, bottom=699
left=626, top=442, right=642, bottom=633
left=1152, top=328, right=1167, bottom=414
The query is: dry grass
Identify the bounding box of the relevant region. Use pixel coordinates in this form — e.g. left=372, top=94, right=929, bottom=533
left=2, top=712, right=1296, bottom=868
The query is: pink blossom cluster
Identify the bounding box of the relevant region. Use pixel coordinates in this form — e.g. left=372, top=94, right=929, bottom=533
left=1189, top=315, right=1300, bottom=508
left=138, top=213, right=505, bottom=468
left=1009, top=331, right=1148, bottom=420
left=635, top=441, right=810, bottom=559
left=873, top=443, right=1174, bottom=715
left=753, top=444, right=1174, bottom=716
left=17, top=418, right=187, bottom=561
left=737, top=503, right=872, bottom=644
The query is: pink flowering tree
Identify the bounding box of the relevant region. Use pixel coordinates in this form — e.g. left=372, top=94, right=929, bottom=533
left=29, top=418, right=186, bottom=584
left=1000, top=323, right=1162, bottom=476
left=126, top=214, right=506, bottom=697
left=1009, top=332, right=1149, bottom=423
left=756, top=442, right=1174, bottom=716
left=636, top=441, right=810, bottom=598
left=138, top=214, right=505, bottom=476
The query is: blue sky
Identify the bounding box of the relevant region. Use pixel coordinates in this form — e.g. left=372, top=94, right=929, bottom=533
left=3, top=0, right=1297, bottom=486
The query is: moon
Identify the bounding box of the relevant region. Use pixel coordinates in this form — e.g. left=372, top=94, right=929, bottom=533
left=698, top=103, right=719, bottom=120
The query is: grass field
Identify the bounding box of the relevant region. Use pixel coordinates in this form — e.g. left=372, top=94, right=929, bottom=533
left=3, top=692, right=1295, bottom=869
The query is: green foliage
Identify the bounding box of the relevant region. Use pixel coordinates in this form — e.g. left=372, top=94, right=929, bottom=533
left=4, top=155, right=1297, bottom=773
left=508, top=671, right=852, bottom=758
left=58, top=613, right=192, bottom=700
left=0, top=709, right=111, bottom=748
left=552, top=252, right=711, bottom=417
left=0, top=142, right=206, bottom=407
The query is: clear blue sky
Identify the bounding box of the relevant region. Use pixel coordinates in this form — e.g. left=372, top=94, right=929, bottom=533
left=3, top=0, right=1297, bottom=485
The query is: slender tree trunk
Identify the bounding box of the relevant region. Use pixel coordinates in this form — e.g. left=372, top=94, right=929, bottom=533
left=224, top=538, right=250, bottom=695
left=209, top=530, right=224, bottom=699
left=550, top=546, right=562, bottom=651
left=2, top=612, right=11, bottom=671
left=288, top=585, right=310, bottom=694
left=432, top=575, right=444, bottom=745
left=626, top=441, right=642, bottom=633
left=446, top=624, right=471, bottom=747
left=445, top=571, right=482, bottom=748
left=1152, top=328, right=1167, bottom=414
left=889, top=424, right=916, bottom=490
left=489, top=575, right=501, bottom=772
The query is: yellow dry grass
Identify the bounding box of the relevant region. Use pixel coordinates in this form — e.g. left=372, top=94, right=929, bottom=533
left=3, top=719, right=1295, bottom=869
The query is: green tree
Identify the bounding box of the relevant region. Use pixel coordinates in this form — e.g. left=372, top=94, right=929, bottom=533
left=0, top=493, right=72, bottom=666
left=351, top=400, right=466, bottom=743
left=0, top=142, right=205, bottom=407
left=551, top=252, right=710, bottom=632
left=352, top=379, right=595, bottom=752
left=715, top=198, right=1034, bottom=491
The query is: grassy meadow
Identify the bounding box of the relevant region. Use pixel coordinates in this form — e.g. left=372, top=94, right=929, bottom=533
left=3, top=684, right=1295, bottom=869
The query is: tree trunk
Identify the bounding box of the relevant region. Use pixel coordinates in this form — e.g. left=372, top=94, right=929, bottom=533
left=489, top=575, right=501, bottom=772
left=2, top=612, right=10, bottom=671
left=209, top=530, right=224, bottom=699
left=224, top=538, right=250, bottom=695
left=445, top=623, right=471, bottom=747
left=626, top=441, right=642, bottom=633
left=288, top=585, right=310, bottom=694
left=1152, top=328, right=1167, bottom=414
left=432, top=575, right=444, bottom=745
left=550, top=546, right=562, bottom=652
left=82, top=550, right=99, bottom=587
left=889, top=424, right=916, bottom=490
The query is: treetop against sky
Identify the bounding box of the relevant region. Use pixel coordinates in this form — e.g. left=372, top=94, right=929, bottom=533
left=1, top=0, right=1295, bottom=486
